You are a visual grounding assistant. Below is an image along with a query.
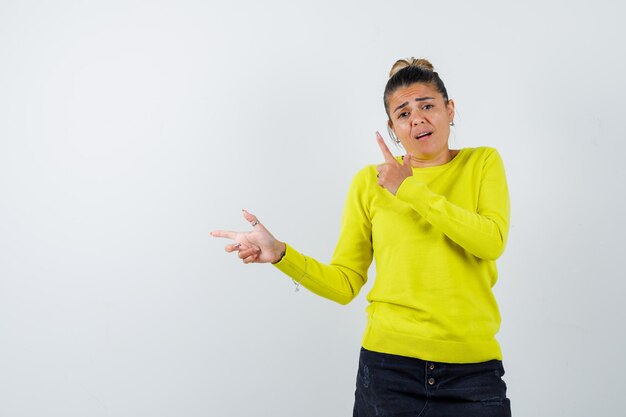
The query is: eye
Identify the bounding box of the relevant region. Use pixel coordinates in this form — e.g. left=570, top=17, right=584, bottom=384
left=422, top=104, right=434, bottom=110
left=398, top=111, right=410, bottom=119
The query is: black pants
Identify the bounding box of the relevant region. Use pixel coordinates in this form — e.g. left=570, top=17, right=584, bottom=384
left=353, top=347, right=511, bottom=417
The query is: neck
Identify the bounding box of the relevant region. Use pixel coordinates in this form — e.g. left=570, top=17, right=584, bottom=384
left=409, top=149, right=457, bottom=168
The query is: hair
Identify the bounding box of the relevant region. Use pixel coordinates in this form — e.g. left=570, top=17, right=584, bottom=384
left=383, top=57, right=449, bottom=118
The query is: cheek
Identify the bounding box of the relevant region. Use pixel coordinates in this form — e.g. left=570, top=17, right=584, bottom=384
left=396, top=121, right=411, bottom=132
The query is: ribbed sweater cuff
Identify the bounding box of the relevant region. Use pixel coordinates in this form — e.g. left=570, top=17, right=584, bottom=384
left=272, top=243, right=306, bottom=283
left=396, top=177, right=433, bottom=217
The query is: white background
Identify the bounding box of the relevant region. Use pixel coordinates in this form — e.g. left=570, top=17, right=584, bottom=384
left=1, top=0, right=625, bottom=416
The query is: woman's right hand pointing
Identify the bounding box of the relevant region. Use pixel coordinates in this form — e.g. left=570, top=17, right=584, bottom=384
left=209, top=209, right=286, bottom=264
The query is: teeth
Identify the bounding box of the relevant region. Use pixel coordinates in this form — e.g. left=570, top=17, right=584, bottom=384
left=416, top=132, right=430, bottom=139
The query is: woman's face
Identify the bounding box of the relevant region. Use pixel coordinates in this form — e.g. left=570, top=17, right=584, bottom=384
left=387, top=82, right=455, bottom=167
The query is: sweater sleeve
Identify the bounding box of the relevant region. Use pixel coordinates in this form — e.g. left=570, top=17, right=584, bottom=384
left=395, top=148, right=510, bottom=260
left=272, top=168, right=373, bottom=305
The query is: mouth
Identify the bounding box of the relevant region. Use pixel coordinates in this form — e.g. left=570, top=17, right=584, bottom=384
left=414, top=131, right=433, bottom=141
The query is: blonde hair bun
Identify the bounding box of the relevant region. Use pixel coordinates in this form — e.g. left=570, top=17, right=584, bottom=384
left=389, top=57, right=434, bottom=78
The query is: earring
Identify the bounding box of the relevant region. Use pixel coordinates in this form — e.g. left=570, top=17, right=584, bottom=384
left=450, top=121, right=455, bottom=127
left=387, top=126, right=400, bottom=144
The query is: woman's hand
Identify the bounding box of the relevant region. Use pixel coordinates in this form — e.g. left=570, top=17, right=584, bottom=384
left=376, top=132, right=412, bottom=195
left=210, top=209, right=286, bottom=264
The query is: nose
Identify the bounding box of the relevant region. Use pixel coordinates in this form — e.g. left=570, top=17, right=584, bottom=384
left=411, top=115, right=425, bottom=125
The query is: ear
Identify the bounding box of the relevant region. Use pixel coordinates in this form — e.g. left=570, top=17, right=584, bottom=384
left=446, top=99, right=455, bottom=123
left=387, top=119, right=395, bottom=133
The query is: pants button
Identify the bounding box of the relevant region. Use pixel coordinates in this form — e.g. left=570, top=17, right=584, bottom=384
left=428, top=377, right=435, bottom=386
left=428, top=363, right=435, bottom=370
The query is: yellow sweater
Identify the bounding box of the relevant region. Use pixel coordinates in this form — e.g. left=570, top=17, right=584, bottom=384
left=274, top=147, right=510, bottom=363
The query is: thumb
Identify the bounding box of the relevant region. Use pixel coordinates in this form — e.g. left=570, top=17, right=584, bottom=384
left=403, top=153, right=412, bottom=166
left=242, top=209, right=260, bottom=227
left=242, top=209, right=270, bottom=233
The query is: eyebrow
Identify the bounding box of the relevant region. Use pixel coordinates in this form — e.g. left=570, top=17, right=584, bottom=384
left=392, top=97, right=435, bottom=113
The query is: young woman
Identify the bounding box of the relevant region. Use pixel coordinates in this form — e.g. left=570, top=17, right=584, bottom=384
left=211, top=58, right=512, bottom=417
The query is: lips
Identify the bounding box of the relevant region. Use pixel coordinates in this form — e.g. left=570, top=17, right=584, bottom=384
left=414, top=131, right=432, bottom=140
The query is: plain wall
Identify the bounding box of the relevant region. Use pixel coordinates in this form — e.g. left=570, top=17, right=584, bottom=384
left=1, top=0, right=625, bottom=416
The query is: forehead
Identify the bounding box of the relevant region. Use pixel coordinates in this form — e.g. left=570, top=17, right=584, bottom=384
left=388, top=83, right=442, bottom=105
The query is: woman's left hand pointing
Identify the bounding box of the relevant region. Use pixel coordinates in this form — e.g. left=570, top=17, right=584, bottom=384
left=375, top=132, right=412, bottom=195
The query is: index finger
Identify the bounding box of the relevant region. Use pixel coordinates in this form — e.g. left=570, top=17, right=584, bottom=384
left=376, top=132, right=396, bottom=164
left=209, top=230, right=237, bottom=240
